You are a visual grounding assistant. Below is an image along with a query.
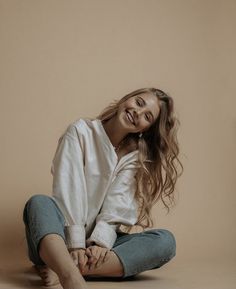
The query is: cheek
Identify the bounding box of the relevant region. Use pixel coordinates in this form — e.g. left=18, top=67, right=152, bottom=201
left=118, top=104, right=125, bottom=113
left=139, top=120, right=148, bottom=129
left=125, top=98, right=135, bottom=107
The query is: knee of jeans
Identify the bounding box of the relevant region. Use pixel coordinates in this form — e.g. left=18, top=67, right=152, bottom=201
left=27, top=194, right=51, bottom=207
left=159, top=229, right=176, bottom=259
left=148, top=228, right=176, bottom=260
left=23, top=194, right=51, bottom=218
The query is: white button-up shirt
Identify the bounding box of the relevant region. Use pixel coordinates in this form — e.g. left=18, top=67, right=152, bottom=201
left=50, top=118, right=139, bottom=249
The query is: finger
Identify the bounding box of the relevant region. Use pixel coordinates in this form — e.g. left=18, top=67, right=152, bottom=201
left=104, top=250, right=110, bottom=262
left=78, top=251, right=86, bottom=271
left=97, top=249, right=110, bottom=268
left=86, top=247, right=97, bottom=264
left=88, top=256, right=98, bottom=271
left=85, top=248, right=94, bottom=266
left=90, top=246, right=100, bottom=262
left=85, top=248, right=93, bottom=258
left=78, top=250, right=90, bottom=272
left=84, top=254, right=89, bottom=266
left=95, top=251, right=107, bottom=268
left=89, top=248, right=101, bottom=270
left=81, top=253, right=89, bottom=271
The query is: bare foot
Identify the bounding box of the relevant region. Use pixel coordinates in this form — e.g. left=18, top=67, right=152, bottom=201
left=35, top=265, right=60, bottom=287
left=59, top=270, right=88, bottom=289
left=35, top=265, right=88, bottom=289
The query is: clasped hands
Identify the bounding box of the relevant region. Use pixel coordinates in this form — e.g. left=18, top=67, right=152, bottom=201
left=69, top=245, right=110, bottom=273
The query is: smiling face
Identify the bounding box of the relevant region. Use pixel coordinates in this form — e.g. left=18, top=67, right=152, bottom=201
left=117, top=92, right=160, bottom=133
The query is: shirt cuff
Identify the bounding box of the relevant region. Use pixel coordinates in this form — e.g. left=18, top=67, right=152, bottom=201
left=86, top=221, right=117, bottom=249
left=64, top=225, right=86, bottom=249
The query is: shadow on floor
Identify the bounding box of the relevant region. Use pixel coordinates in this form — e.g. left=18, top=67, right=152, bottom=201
left=84, top=273, right=160, bottom=282
left=0, top=266, right=43, bottom=288
left=0, top=265, right=161, bottom=289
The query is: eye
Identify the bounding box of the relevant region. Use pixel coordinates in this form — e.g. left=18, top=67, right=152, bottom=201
left=136, top=99, right=142, bottom=106
left=145, top=114, right=151, bottom=122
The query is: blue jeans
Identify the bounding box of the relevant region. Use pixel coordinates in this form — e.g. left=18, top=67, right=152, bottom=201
left=23, top=194, right=176, bottom=278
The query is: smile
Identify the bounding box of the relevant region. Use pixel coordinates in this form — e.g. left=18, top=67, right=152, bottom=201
left=126, top=110, right=135, bottom=125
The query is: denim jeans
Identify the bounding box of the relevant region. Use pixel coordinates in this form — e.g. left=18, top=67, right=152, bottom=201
left=23, top=194, right=176, bottom=278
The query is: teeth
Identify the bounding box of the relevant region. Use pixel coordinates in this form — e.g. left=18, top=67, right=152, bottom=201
left=127, top=111, right=134, bottom=124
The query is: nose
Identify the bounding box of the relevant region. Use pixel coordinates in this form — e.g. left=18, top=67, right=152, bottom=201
left=135, top=107, right=145, bottom=118
left=133, top=108, right=145, bottom=124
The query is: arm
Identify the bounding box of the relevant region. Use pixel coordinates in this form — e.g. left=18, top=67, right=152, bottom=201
left=51, top=123, right=87, bottom=249
left=86, top=162, right=138, bottom=249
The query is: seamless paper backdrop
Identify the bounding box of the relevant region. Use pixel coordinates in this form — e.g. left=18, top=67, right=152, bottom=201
left=0, top=0, right=235, bottom=267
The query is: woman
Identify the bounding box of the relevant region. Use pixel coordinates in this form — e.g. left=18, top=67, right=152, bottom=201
left=23, top=87, right=183, bottom=289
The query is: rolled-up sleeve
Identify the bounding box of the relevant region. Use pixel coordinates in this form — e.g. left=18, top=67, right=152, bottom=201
left=86, top=163, right=138, bottom=249
left=51, top=123, right=88, bottom=249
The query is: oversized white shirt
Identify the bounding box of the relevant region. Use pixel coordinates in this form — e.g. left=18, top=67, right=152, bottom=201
left=50, top=118, right=139, bottom=249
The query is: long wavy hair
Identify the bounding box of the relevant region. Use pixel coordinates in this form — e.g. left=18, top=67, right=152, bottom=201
left=92, top=88, right=183, bottom=233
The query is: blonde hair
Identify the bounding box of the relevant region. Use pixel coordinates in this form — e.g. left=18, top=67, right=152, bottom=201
left=92, top=88, right=183, bottom=233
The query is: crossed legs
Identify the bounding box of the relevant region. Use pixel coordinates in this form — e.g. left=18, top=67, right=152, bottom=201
left=23, top=195, right=176, bottom=288
left=36, top=233, right=124, bottom=288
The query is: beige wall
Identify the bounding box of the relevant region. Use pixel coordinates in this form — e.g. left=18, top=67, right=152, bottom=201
left=0, top=0, right=235, bottom=266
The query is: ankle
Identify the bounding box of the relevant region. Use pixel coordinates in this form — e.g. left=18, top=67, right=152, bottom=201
left=82, top=251, right=124, bottom=277
left=58, top=265, right=79, bottom=280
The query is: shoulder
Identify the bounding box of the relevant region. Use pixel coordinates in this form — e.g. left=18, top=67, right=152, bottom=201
left=64, top=118, right=93, bottom=137
left=69, top=118, right=87, bottom=130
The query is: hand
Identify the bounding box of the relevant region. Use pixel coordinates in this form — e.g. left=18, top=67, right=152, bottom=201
left=85, top=245, right=110, bottom=270
left=69, top=248, right=88, bottom=273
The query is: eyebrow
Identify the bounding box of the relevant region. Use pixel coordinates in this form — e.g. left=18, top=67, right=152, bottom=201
left=139, top=96, right=155, bottom=122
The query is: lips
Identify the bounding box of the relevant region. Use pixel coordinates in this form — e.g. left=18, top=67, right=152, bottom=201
left=126, top=110, right=135, bottom=125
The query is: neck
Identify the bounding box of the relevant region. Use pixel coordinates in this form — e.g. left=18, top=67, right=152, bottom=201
left=101, top=117, right=127, bottom=148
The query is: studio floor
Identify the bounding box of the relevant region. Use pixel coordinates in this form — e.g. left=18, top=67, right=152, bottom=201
left=0, top=258, right=235, bottom=289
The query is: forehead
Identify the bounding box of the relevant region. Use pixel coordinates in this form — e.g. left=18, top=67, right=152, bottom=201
left=136, top=92, right=160, bottom=119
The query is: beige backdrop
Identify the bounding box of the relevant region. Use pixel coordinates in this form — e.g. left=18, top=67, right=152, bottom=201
left=0, top=0, right=235, bottom=270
